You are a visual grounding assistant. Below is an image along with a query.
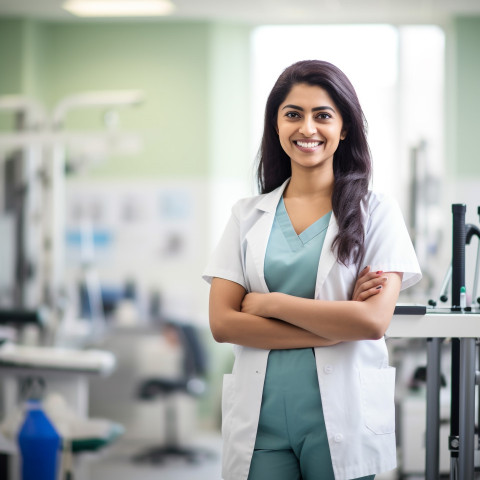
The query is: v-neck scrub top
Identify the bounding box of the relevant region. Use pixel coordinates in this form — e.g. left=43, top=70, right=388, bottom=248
left=264, top=197, right=332, bottom=299
left=248, top=198, right=340, bottom=479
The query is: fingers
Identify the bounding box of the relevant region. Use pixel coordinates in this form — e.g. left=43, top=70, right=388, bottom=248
left=352, top=269, right=388, bottom=301
left=357, top=265, right=370, bottom=279
left=352, top=267, right=372, bottom=300
left=355, top=284, right=384, bottom=301
left=360, top=273, right=388, bottom=291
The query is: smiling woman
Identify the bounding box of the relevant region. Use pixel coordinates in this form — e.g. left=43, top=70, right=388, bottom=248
left=204, top=59, right=422, bottom=480
left=258, top=61, right=372, bottom=265
left=276, top=84, right=346, bottom=176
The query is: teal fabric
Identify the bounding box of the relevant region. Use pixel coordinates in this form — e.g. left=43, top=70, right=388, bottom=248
left=248, top=198, right=374, bottom=480
left=264, top=197, right=331, bottom=299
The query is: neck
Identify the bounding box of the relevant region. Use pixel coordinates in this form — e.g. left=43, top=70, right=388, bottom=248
left=285, top=164, right=334, bottom=201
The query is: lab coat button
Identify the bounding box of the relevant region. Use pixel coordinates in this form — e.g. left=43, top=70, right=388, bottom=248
left=323, top=364, right=334, bottom=374
left=334, top=433, right=344, bottom=443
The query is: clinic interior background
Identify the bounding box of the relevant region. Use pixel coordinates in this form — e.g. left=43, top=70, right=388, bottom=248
left=1, top=3, right=480, bottom=443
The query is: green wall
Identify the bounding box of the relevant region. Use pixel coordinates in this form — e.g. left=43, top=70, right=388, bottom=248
left=0, top=19, right=28, bottom=129
left=47, top=21, right=211, bottom=177
left=0, top=19, right=25, bottom=95
left=0, top=18, right=252, bottom=179
left=450, top=16, right=480, bottom=177
left=208, top=23, right=252, bottom=181
left=3, top=14, right=479, bottom=180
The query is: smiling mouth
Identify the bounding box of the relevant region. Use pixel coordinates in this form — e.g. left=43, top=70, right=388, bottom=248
left=294, top=140, right=323, bottom=148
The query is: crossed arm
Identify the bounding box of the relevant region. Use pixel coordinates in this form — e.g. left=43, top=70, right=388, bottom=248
left=209, top=266, right=402, bottom=350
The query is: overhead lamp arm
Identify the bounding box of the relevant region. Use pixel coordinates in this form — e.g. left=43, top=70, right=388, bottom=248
left=51, top=90, right=145, bottom=128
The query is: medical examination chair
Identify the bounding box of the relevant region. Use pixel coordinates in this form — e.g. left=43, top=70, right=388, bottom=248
left=133, top=321, right=215, bottom=464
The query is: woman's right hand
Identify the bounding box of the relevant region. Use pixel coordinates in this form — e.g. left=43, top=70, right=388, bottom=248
left=352, top=266, right=388, bottom=302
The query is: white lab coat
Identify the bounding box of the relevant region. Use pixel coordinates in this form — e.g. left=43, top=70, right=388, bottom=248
left=203, top=179, right=422, bottom=480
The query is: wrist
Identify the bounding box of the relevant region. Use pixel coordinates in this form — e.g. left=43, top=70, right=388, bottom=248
left=269, top=292, right=282, bottom=319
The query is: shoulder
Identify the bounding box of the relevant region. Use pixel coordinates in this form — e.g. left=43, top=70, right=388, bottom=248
left=232, top=193, right=265, bottom=213
left=361, top=190, right=408, bottom=236
left=226, top=194, right=266, bottom=233
left=361, top=190, right=401, bottom=217
left=231, top=183, right=285, bottom=219
left=230, top=194, right=263, bottom=224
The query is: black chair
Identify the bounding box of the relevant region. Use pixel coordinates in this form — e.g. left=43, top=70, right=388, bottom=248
left=132, top=322, right=215, bottom=464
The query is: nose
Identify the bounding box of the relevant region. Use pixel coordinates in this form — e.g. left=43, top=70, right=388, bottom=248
left=299, top=116, right=316, bottom=137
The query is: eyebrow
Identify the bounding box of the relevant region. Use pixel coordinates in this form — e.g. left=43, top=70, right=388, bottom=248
left=282, top=104, right=336, bottom=113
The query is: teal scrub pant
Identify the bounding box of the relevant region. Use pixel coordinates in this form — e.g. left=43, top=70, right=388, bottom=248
left=247, top=349, right=375, bottom=480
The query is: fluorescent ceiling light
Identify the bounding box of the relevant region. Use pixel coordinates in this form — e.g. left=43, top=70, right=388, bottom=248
left=62, top=0, right=175, bottom=17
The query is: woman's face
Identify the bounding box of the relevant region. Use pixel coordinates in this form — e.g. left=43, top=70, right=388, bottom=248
left=276, top=83, right=346, bottom=173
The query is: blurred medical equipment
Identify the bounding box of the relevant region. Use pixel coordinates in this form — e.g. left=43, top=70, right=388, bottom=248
left=0, top=96, right=46, bottom=315
left=0, top=90, right=144, bottom=480
left=469, top=211, right=480, bottom=308
left=17, top=381, right=61, bottom=480
left=0, top=342, right=120, bottom=480
left=448, top=204, right=480, bottom=480
left=428, top=222, right=480, bottom=308
left=133, top=321, right=214, bottom=464
left=0, top=368, right=124, bottom=480
left=0, top=90, right=144, bottom=343
left=391, top=202, right=480, bottom=479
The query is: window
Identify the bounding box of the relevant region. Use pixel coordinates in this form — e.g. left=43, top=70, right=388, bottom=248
left=251, top=24, right=445, bottom=206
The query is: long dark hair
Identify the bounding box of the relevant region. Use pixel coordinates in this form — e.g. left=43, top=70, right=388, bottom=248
left=256, top=60, right=371, bottom=265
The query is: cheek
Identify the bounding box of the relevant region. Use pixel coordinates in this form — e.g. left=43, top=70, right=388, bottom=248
left=327, top=127, right=344, bottom=143
left=279, top=136, right=292, bottom=153
left=277, top=128, right=291, bottom=150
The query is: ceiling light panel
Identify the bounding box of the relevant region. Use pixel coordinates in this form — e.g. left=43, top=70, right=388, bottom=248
left=62, top=0, right=175, bottom=17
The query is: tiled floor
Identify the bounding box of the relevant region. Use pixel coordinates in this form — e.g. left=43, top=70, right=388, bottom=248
left=85, top=433, right=222, bottom=480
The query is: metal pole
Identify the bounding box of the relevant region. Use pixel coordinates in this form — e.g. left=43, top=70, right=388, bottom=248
left=450, top=204, right=466, bottom=477
left=426, top=337, right=442, bottom=480
left=472, top=240, right=480, bottom=308
left=458, top=338, right=476, bottom=480
left=451, top=204, right=466, bottom=311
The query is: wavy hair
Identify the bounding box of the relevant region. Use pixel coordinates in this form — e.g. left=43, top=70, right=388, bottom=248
left=256, top=60, right=371, bottom=265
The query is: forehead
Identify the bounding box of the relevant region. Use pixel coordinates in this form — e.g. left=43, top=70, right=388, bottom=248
left=280, top=83, right=336, bottom=108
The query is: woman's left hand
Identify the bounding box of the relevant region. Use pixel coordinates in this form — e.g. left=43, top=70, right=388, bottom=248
left=352, top=265, right=388, bottom=301
left=241, top=292, right=274, bottom=318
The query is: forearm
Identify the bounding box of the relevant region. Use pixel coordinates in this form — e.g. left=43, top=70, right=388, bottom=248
left=247, top=272, right=403, bottom=342
left=269, top=295, right=382, bottom=341
left=208, top=278, right=339, bottom=350
left=210, top=308, right=339, bottom=350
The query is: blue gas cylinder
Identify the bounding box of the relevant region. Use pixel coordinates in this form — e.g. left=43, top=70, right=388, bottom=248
left=17, top=399, right=61, bottom=480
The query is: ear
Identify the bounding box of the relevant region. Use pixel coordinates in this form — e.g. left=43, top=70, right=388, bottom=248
left=340, top=129, right=347, bottom=140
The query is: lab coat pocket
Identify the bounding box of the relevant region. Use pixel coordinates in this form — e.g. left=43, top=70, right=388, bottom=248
left=360, top=367, right=396, bottom=435
left=221, top=374, right=236, bottom=439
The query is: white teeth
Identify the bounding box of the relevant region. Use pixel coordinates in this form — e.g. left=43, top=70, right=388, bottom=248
left=296, top=141, right=321, bottom=148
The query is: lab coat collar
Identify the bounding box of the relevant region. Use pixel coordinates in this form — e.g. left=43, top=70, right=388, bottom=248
left=255, top=178, right=290, bottom=212
left=244, top=179, right=289, bottom=294
left=246, top=177, right=340, bottom=296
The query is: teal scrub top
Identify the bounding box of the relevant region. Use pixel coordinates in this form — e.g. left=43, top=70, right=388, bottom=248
left=253, top=196, right=335, bottom=468
left=264, top=196, right=331, bottom=299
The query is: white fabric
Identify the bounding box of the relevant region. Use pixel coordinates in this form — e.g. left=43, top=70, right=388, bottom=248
left=203, top=179, right=422, bottom=480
